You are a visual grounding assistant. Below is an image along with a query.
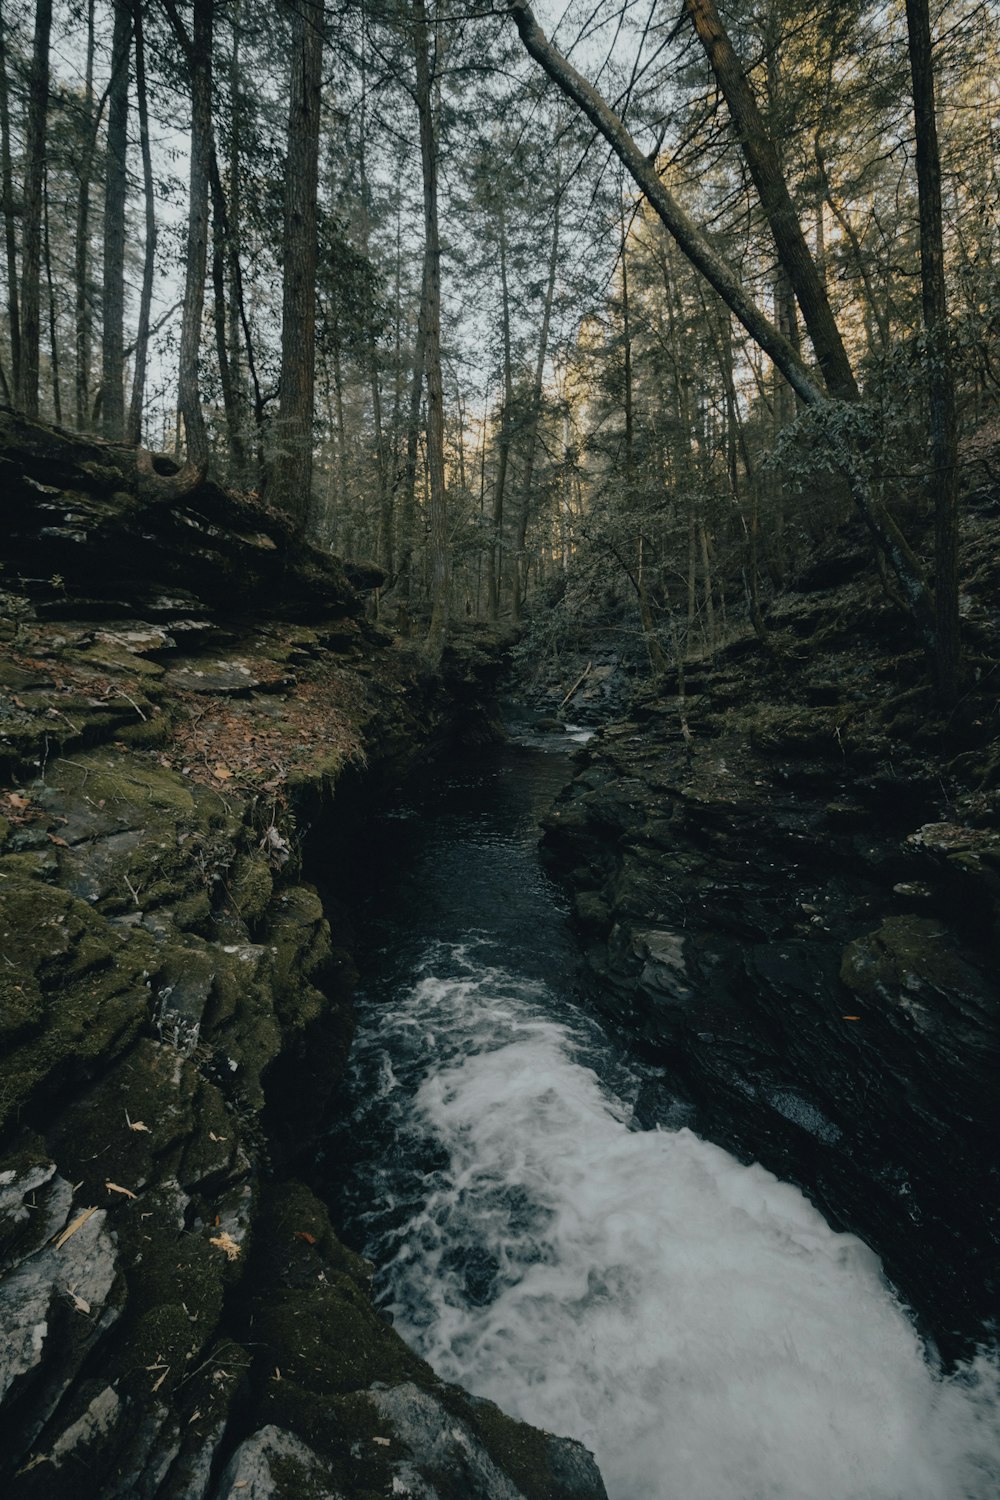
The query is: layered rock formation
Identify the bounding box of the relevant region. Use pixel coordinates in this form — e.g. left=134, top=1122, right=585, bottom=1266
left=542, top=515, right=1000, bottom=1361
left=0, top=409, right=605, bottom=1500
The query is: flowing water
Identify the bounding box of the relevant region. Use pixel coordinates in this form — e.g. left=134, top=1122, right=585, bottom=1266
left=324, top=736, right=1000, bottom=1500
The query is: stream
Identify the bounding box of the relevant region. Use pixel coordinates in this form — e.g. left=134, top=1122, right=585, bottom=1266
left=321, top=734, right=1000, bottom=1500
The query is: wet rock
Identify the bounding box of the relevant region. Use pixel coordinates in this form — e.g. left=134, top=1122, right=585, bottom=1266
left=544, top=618, right=1000, bottom=1359
left=369, top=1382, right=607, bottom=1500
left=212, top=1426, right=342, bottom=1500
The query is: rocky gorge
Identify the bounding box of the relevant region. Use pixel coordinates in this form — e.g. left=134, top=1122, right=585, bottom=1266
left=0, top=408, right=606, bottom=1500
left=540, top=499, right=1000, bottom=1365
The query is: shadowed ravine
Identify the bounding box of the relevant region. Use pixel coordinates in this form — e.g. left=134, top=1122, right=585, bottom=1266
left=321, top=736, right=1000, bottom=1500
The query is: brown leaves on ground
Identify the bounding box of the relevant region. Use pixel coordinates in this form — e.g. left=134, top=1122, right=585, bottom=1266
left=162, top=665, right=369, bottom=791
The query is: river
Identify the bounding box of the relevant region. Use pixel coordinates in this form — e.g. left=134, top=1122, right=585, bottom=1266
left=321, top=733, right=1000, bottom=1500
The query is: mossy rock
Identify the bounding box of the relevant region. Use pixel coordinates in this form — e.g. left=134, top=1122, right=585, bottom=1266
left=0, top=878, right=154, bottom=1135
left=46, top=753, right=196, bottom=818
left=227, top=851, right=273, bottom=926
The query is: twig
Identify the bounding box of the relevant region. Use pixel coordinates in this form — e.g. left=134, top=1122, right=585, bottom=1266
left=559, top=660, right=592, bottom=710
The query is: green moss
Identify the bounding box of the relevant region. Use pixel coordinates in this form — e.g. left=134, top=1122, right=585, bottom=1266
left=228, top=852, right=273, bottom=924
left=0, top=878, right=154, bottom=1132
left=48, top=753, right=196, bottom=817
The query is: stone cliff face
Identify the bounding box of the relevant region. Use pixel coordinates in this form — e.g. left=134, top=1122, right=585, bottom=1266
left=0, top=409, right=606, bottom=1500
left=542, top=518, right=1000, bottom=1361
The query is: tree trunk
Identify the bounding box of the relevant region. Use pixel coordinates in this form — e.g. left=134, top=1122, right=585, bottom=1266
left=905, top=0, right=961, bottom=702
left=18, top=0, right=53, bottom=417
left=488, top=196, right=514, bottom=620
left=167, top=0, right=214, bottom=472
left=265, top=0, right=323, bottom=528
left=506, top=0, right=937, bottom=659
left=101, top=0, right=131, bottom=439
left=397, top=257, right=429, bottom=613
left=0, top=7, right=21, bottom=397
left=211, top=170, right=249, bottom=480
left=511, top=172, right=560, bottom=624
left=683, top=0, right=858, bottom=402
left=127, top=0, right=156, bottom=444
left=413, top=0, right=449, bottom=658
left=43, top=163, right=60, bottom=421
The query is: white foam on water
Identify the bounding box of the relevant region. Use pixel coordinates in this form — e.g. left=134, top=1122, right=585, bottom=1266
left=364, top=959, right=1000, bottom=1500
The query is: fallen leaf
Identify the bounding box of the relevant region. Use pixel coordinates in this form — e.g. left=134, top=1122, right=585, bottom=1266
left=66, top=1288, right=91, bottom=1314
left=373, top=1436, right=391, bottom=1447
left=842, top=1015, right=861, bottom=1021
left=8, top=793, right=29, bottom=810
left=105, top=1181, right=138, bottom=1200
left=212, top=764, right=233, bottom=781
left=294, top=1230, right=317, bottom=1245
left=151, top=1366, right=170, bottom=1393
left=208, top=1131, right=227, bottom=1143
left=126, top=1113, right=151, bottom=1133
left=54, top=1207, right=97, bottom=1250
left=46, top=832, right=70, bottom=847
left=209, top=1231, right=241, bottom=1262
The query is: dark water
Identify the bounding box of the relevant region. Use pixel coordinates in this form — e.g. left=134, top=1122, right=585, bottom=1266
left=319, top=739, right=1000, bottom=1500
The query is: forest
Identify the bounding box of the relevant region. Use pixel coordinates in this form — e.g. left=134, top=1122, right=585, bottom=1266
left=3, top=4, right=1000, bottom=1497
left=2, top=0, right=997, bottom=696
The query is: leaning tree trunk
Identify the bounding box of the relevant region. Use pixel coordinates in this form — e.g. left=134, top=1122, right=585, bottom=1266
left=683, top=0, right=858, bottom=403
left=506, top=0, right=937, bottom=662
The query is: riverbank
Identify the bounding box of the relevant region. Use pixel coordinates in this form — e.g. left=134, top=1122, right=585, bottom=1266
left=540, top=496, right=1000, bottom=1360
left=0, top=410, right=605, bottom=1500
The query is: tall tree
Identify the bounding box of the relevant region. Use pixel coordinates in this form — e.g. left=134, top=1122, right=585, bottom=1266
left=18, top=0, right=52, bottom=416
left=413, top=0, right=448, bottom=655
left=905, top=0, right=960, bottom=700
left=506, top=0, right=938, bottom=664
left=127, top=0, right=156, bottom=443
left=101, top=0, right=131, bottom=438
left=266, top=0, right=324, bottom=527
left=682, top=0, right=858, bottom=402
left=1, top=4, right=22, bottom=400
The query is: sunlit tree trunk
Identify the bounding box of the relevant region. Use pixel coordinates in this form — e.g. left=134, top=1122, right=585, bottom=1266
left=507, top=0, right=937, bottom=661
left=683, top=0, right=858, bottom=402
